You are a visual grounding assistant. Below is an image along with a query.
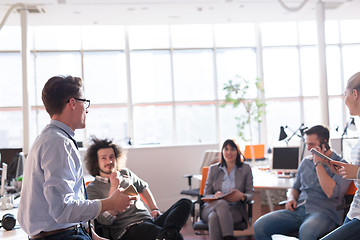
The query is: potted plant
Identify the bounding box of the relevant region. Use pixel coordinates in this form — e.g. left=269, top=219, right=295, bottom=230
left=223, top=75, right=266, bottom=163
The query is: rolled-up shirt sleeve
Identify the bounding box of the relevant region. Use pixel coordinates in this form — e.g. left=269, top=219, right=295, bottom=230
left=328, top=159, right=351, bottom=200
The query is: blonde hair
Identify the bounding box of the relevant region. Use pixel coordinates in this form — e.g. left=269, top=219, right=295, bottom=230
left=346, top=72, right=360, bottom=91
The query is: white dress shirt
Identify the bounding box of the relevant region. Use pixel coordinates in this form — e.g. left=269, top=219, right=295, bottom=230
left=18, top=120, right=101, bottom=236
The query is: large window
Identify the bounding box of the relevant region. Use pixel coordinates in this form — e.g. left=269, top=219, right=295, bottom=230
left=1, top=20, right=359, bottom=148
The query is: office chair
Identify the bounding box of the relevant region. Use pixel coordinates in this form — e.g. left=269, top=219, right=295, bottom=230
left=191, top=167, right=254, bottom=236
left=180, top=150, right=220, bottom=197
left=244, top=144, right=265, bottom=161
left=336, top=180, right=356, bottom=220
left=93, top=218, right=113, bottom=240
left=85, top=181, right=114, bottom=239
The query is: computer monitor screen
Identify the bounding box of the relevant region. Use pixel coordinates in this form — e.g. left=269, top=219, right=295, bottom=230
left=0, top=148, right=22, bottom=180
left=271, top=147, right=300, bottom=172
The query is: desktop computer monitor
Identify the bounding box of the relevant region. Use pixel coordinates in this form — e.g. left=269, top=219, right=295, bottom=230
left=0, top=148, right=22, bottom=181
left=271, top=147, right=300, bottom=173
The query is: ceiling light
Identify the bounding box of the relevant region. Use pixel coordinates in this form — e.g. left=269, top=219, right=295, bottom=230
left=16, top=5, right=45, bottom=14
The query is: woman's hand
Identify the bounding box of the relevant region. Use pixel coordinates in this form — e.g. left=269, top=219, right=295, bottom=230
left=224, top=189, right=244, bottom=202
left=330, top=161, right=359, bottom=179
left=214, top=191, right=223, bottom=198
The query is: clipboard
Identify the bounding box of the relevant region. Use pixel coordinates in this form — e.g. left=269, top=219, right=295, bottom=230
left=310, top=148, right=342, bottom=170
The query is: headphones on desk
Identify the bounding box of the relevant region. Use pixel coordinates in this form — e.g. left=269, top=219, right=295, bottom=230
left=0, top=213, right=16, bottom=231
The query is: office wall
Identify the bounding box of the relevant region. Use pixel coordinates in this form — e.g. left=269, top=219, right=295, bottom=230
left=126, top=143, right=218, bottom=210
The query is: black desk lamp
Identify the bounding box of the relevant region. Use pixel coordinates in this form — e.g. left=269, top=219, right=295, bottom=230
left=340, top=117, right=356, bottom=156
left=278, top=123, right=307, bottom=160
left=342, top=117, right=356, bottom=137
left=279, top=126, right=288, bottom=141
left=279, top=124, right=307, bottom=145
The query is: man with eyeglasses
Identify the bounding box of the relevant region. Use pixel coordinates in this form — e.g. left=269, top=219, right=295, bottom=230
left=18, top=75, right=136, bottom=240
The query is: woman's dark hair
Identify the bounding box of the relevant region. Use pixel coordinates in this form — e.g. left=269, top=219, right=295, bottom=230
left=220, top=139, right=245, bottom=168
left=85, top=136, right=123, bottom=177
left=42, top=75, right=83, bottom=116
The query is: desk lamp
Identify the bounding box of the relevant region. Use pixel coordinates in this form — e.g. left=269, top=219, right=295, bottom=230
left=340, top=117, right=357, bottom=156
left=278, top=124, right=307, bottom=145
left=278, top=123, right=308, bottom=160
left=341, top=117, right=356, bottom=137
left=279, top=126, right=288, bottom=141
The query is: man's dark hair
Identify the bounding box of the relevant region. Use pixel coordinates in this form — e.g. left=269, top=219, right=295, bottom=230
left=42, top=75, right=83, bottom=116
left=304, top=125, right=330, bottom=143
left=220, top=139, right=245, bottom=168
left=85, top=136, right=123, bottom=177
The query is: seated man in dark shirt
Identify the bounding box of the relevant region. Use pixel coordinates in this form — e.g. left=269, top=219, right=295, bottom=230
left=85, top=136, right=192, bottom=240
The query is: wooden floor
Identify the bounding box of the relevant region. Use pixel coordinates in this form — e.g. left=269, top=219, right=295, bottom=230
left=180, top=221, right=256, bottom=240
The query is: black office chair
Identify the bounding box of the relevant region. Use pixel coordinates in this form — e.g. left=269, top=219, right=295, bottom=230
left=189, top=167, right=254, bottom=237
left=180, top=150, right=221, bottom=198
left=336, top=181, right=356, bottom=220
left=192, top=196, right=254, bottom=236
left=180, top=174, right=201, bottom=197
left=93, top=218, right=113, bottom=240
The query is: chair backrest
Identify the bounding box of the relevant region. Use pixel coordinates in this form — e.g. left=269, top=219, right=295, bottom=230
left=199, top=167, right=209, bottom=196
left=347, top=180, right=357, bottom=195
left=199, top=151, right=221, bottom=172
left=244, top=144, right=265, bottom=160
left=85, top=181, right=93, bottom=187
left=193, top=165, right=252, bottom=232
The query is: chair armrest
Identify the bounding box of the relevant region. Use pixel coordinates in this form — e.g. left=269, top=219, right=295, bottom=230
left=278, top=200, right=288, bottom=206
left=182, top=174, right=194, bottom=188
left=246, top=200, right=254, bottom=227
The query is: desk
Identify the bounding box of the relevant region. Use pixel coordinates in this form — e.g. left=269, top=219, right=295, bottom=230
left=235, top=167, right=294, bottom=237
left=0, top=198, right=27, bottom=239
left=253, top=168, right=295, bottom=212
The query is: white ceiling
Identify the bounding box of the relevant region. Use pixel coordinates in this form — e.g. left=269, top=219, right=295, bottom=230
left=0, top=0, right=360, bottom=26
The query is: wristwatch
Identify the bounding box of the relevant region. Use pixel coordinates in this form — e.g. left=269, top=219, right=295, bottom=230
left=315, top=161, right=322, bottom=167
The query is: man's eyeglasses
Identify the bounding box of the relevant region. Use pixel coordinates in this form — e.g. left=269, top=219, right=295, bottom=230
left=66, top=98, right=90, bottom=109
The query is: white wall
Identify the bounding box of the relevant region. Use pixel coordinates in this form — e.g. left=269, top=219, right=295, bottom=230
left=125, top=143, right=218, bottom=210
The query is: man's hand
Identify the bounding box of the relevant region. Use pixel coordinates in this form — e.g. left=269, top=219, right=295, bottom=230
left=313, top=145, right=327, bottom=166
left=109, top=172, right=120, bottom=189
left=285, top=199, right=297, bottom=211
left=103, top=189, right=136, bottom=213
left=150, top=209, right=161, bottom=218
left=108, top=172, right=121, bottom=197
